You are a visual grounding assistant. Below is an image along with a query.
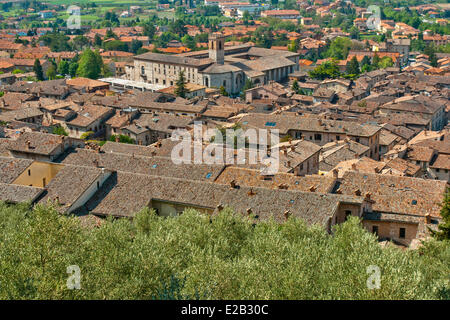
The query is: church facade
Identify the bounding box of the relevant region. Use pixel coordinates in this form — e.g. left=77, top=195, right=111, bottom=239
left=126, top=33, right=300, bottom=95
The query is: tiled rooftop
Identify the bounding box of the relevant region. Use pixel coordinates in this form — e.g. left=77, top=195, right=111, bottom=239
left=0, top=183, right=44, bottom=204
left=214, top=166, right=336, bottom=193
left=7, top=132, right=65, bottom=156
left=337, top=171, right=448, bottom=217
left=61, top=148, right=226, bottom=182
left=0, top=156, right=33, bottom=183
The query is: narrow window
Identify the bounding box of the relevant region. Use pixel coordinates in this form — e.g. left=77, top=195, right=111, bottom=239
left=399, top=228, right=406, bottom=239
left=345, top=210, right=352, bottom=221
left=372, top=225, right=379, bottom=236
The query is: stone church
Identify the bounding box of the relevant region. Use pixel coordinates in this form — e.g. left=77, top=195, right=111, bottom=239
left=126, top=33, right=300, bottom=95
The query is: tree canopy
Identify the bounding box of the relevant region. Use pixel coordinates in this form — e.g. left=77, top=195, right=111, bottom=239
left=33, top=59, right=44, bottom=81
left=0, top=202, right=448, bottom=299
left=309, top=60, right=341, bottom=80
left=76, top=49, right=102, bottom=80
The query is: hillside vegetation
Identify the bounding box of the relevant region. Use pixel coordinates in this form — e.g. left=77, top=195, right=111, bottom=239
left=0, top=202, right=448, bottom=299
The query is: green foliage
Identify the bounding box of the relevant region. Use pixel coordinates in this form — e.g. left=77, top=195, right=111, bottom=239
left=130, top=40, right=143, bottom=54
left=51, top=126, right=68, bottom=136
left=33, top=59, right=44, bottom=81
left=57, top=60, right=69, bottom=76
left=142, top=21, right=156, bottom=40
left=46, top=65, right=57, bottom=80
left=240, top=79, right=253, bottom=99
left=378, top=57, right=394, bottom=69
left=80, top=131, right=94, bottom=140
left=291, top=80, right=300, bottom=93
left=136, top=48, right=149, bottom=55
left=69, top=62, right=78, bottom=78
left=104, top=40, right=128, bottom=52
left=357, top=100, right=367, bottom=109
left=105, top=28, right=118, bottom=40
left=39, top=33, right=71, bottom=52
left=432, top=191, right=450, bottom=241
left=309, top=60, right=341, bottom=80
left=346, top=56, right=360, bottom=76
left=169, top=19, right=188, bottom=37
left=0, top=203, right=448, bottom=299
left=219, top=86, right=229, bottom=97
left=72, top=36, right=89, bottom=51
left=109, top=134, right=135, bottom=144
left=372, top=53, right=381, bottom=67
left=175, top=71, right=187, bottom=98
left=325, top=37, right=353, bottom=60
left=360, top=55, right=371, bottom=68
left=76, top=49, right=102, bottom=80
left=181, top=34, right=196, bottom=50
left=288, top=40, right=298, bottom=53
left=12, top=69, right=23, bottom=75
left=94, top=34, right=103, bottom=47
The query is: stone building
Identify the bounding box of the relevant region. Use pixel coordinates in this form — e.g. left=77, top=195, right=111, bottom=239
left=126, top=33, right=300, bottom=95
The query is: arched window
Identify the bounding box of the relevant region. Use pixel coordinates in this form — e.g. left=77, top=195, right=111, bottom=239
left=141, top=66, right=145, bottom=74
left=205, top=78, right=209, bottom=87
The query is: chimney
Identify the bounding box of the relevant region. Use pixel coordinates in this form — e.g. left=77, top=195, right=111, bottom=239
left=217, top=204, right=224, bottom=211
left=230, top=180, right=237, bottom=189
left=365, top=192, right=371, bottom=200
left=351, top=163, right=357, bottom=171
left=284, top=210, right=291, bottom=221
left=424, top=213, right=431, bottom=224
left=354, top=189, right=362, bottom=196
left=309, top=185, right=317, bottom=192
left=246, top=208, right=252, bottom=215
left=247, top=188, right=256, bottom=196
left=26, top=140, right=31, bottom=150
left=332, top=168, right=339, bottom=178
left=290, top=145, right=295, bottom=152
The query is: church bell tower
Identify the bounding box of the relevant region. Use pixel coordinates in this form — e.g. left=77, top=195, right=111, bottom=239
left=208, top=33, right=225, bottom=65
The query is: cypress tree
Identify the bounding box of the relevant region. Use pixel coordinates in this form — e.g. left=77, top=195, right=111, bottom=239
left=175, top=71, right=187, bottom=98
left=33, top=58, right=44, bottom=81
